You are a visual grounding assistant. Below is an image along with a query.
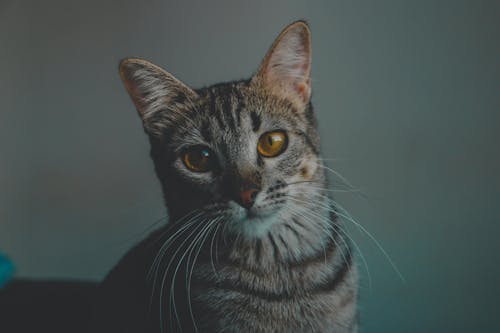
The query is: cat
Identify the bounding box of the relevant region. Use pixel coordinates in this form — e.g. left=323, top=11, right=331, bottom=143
left=90, top=20, right=358, bottom=333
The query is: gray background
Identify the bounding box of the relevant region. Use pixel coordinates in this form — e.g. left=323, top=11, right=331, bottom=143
left=1, top=0, right=499, bottom=332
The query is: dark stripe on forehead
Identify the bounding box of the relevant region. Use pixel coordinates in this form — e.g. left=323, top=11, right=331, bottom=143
left=221, top=89, right=236, bottom=130
left=232, top=85, right=245, bottom=127
left=211, top=90, right=226, bottom=130
left=250, top=110, right=261, bottom=132
left=208, top=88, right=217, bottom=115
left=201, top=120, right=212, bottom=142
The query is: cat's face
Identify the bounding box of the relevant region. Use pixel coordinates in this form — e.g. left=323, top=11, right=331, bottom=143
left=119, top=21, right=324, bottom=239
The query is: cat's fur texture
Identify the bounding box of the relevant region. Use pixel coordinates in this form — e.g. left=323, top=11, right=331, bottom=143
left=91, top=21, right=358, bottom=333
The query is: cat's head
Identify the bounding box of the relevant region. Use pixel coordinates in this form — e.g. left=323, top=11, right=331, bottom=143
left=119, top=21, right=325, bottom=240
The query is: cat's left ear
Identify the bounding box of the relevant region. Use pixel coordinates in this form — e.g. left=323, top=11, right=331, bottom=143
left=119, top=58, right=198, bottom=137
left=253, top=21, right=312, bottom=108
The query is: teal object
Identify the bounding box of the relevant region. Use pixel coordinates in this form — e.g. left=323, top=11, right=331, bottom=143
left=0, top=253, right=14, bottom=288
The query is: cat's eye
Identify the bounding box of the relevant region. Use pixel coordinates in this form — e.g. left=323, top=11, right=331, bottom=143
left=182, top=146, right=215, bottom=172
left=257, top=131, right=288, bottom=158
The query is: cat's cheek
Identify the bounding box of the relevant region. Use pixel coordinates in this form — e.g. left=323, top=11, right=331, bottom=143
left=260, top=156, right=283, bottom=171
left=296, top=155, right=319, bottom=181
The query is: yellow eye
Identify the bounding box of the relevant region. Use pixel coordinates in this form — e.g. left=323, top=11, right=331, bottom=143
left=182, top=146, right=214, bottom=172
left=257, top=131, right=288, bottom=157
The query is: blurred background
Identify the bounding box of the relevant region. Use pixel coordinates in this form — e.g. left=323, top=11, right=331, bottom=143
left=1, top=0, right=499, bottom=332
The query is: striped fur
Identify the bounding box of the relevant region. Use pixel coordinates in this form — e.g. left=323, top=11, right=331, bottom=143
left=97, top=21, right=358, bottom=333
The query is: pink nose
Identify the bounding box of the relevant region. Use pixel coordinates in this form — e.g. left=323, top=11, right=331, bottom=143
left=238, top=188, right=259, bottom=209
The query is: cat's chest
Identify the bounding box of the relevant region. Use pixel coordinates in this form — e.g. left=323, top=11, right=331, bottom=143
left=188, top=260, right=358, bottom=333
left=193, top=282, right=357, bottom=333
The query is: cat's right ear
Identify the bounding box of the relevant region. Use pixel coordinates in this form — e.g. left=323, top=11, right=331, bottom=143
left=119, top=58, right=198, bottom=137
left=252, top=21, right=312, bottom=109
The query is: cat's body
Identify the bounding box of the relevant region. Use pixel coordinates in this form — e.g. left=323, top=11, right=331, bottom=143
left=91, top=21, right=358, bottom=332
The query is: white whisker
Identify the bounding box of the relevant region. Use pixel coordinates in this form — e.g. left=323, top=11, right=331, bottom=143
left=295, top=191, right=405, bottom=283
left=169, top=218, right=214, bottom=332
left=186, top=217, right=222, bottom=332
left=158, top=218, right=206, bottom=333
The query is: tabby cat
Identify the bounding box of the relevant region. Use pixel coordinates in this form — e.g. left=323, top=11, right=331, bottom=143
left=91, top=21, right=358, bottom=333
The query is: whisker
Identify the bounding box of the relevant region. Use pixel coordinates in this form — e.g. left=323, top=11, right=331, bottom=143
left=317, top=157, right=351, bottom=162
left=285, top=198, right=354, bottom=275
left=120, top=214, right=168, bottom=245
left=294, top=192, right=405, bottom=283
left=312, top=161, right=356, bottom=189
left=283, top=205, right=328, bottom=264
left=151, top=210, right=202, bottom=248
left=337, top=225, right=373, bottom=291
left=186, top=217, right=222, bottom=332
left=209, top=220, right=224, bottom=277
left=157, top=218, right=207, bottom=333
left=148, top=212, right=203, bottom=291
left=169, top=219, right=213, bottom=332
left=293, top=184, right=363, bottom=193
left=285, top=194, right=373, bottom=290
left=148, top=217, right=201, bottom=313
left=333, top=209, right=405, bottom=283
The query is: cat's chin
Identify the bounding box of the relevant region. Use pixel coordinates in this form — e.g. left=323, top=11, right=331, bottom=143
left=229, top=205, right=283, bottom=239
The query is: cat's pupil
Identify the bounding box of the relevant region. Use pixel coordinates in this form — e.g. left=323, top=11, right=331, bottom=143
left=182, top=146, right=213, bottom=172
left=194, top=149, right=209, bottom=164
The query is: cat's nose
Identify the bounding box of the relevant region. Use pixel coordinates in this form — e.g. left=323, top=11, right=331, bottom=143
left=237, top=186, right=259, bottom=209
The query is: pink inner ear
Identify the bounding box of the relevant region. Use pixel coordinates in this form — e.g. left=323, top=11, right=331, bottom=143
left=266, top=58, right=311, bottom=102
left=296, top=82, right=307, bottom=94
left=295, top=81, right=310, bottom=102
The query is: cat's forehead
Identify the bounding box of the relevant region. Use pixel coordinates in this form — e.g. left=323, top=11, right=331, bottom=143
left=197, top=80, right=252, bottom=113
left=195, top=80, right=301, bottom=127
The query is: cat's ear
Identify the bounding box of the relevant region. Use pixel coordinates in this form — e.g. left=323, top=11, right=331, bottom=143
left=119, top=58, right=198, bottom=136
left=253, top=21, right=312, bottom=108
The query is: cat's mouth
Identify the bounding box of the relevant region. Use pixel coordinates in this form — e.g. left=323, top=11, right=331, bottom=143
left=229, top=200, right=285, bottom=232
left=204, top=197, right=286, bottom=216
left=201, top=194, right=289, bottom=239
